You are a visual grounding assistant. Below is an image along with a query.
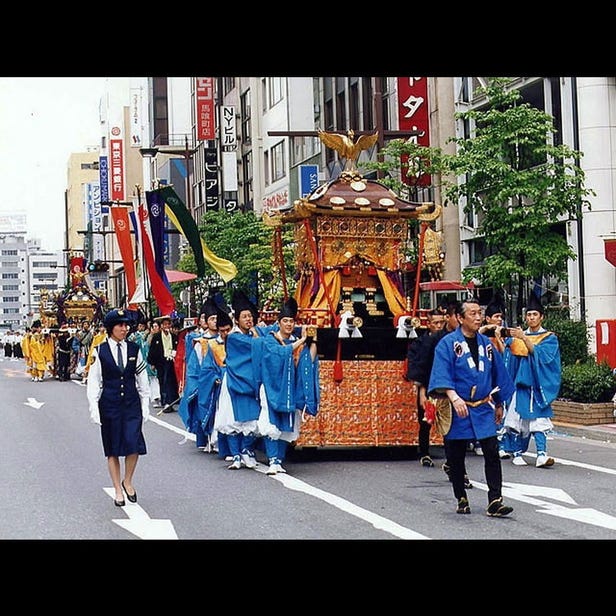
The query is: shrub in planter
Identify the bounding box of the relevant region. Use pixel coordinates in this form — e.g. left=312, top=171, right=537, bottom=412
left=559, top=360, right=616, bottom=403
left=544, top=309, right=590, bottom=366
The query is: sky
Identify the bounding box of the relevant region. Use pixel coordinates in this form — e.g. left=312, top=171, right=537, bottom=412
left=0, top=77, right=110, bottom=252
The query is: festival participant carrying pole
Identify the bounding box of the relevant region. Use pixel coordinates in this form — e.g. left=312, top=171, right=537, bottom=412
left=412, top=221, right=429, bottom=318
left=302, top=219, right=339, bottom=327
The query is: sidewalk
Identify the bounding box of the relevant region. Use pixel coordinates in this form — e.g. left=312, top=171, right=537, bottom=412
left=552, top=420, right=616, bottom=443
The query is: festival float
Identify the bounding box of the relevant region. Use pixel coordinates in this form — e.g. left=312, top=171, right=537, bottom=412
left=39, top=255, right=106, bottom=329
left=265, top=129, right=447, bottom=448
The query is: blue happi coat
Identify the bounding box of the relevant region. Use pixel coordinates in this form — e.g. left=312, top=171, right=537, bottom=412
left=428, top=328, right=515, bottom=440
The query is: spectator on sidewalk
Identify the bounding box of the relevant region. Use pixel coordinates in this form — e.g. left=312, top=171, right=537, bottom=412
left=147, top=315, right=179, bottom=412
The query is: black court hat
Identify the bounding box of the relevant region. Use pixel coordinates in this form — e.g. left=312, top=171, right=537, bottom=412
left=278, top=297, right=298, bottom=320
left=231, top=289, right=259, bottom=322
left=526, top=293, right=544, bottom=314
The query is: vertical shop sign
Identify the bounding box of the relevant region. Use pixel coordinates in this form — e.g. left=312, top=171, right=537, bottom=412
left=196, top=78, right=216, bottom=141
left=205, top=148, right=219, bottom=211
left=110, top=128, right=125, bottom=201
left=397, top=77, right=431, bottom=186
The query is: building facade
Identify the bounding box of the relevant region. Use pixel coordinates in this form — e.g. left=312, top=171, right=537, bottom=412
left=0, top=213, right=63, bottom=330
left=72, top=76, right=616, bottom=352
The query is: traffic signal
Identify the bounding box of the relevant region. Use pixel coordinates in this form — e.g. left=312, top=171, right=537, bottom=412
left=87, top=260, right=109, bottom=273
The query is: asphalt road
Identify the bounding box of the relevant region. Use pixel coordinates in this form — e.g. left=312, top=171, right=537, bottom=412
left=3, top=356, right=616, bottom=542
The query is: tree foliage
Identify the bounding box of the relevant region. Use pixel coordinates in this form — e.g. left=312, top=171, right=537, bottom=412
left=442, top=78, right=594, bottom=311
left=175, top=209, right=296, bottom=309
left=363, top=77, right=595, bottom=317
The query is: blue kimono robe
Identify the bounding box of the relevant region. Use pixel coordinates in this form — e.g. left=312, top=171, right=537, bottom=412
left=196, top=337, right=226, bottom=439
left=502, top=328, right=561, bottom=420
left=260, top=332, right=320, bottom=431
left=224, top=325, right=274, bottom=422
left=178, top=338, right=206, bottom=443
left=428, top=328, right=515, bottom=440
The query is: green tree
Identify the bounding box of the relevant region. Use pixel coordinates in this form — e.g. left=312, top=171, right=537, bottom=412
left=363, top=77, right=595, bottom=319
left=444, top=78, right=594, bottom=317
left=175, top=209, right=296, bottom=310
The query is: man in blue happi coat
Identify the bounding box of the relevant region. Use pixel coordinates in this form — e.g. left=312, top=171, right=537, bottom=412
left=429, top=298, right=515, bottom=517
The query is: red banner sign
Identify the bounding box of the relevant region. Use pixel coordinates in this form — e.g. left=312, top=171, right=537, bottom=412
left=69, top=256, right=86, bottom=288
left=397, top=77, right=431, bottom=187
left=196, top=77, right=215, bottom=141
left=604, top=238, right=616, bottom=267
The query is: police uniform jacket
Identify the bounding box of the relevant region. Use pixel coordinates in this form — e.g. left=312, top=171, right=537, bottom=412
left=87, top=339, right=149, bottom=457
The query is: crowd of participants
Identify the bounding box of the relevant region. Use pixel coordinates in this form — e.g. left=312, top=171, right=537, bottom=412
left=172, top=290, right=320, bottom=475
left=407, top=294, right=562, bottom=516
left=1, top=329, right=24, bottom=361
left=13, top=291, right=320, bottom=477
left=7, top=287, right=561, bottom=507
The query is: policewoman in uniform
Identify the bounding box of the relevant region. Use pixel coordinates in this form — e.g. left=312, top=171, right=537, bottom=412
left=86, top=309, right=150, bottom=507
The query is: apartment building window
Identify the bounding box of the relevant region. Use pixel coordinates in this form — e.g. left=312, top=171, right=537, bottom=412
left=291, top=136, right=320, bottom=166
left=468, top=238, right=488, bottom=266
left=1, top=261, right=17, bottom=268
left=242, top=151, right=253, bottom=211
left=264, top=149, right=270, bottom=186
left=3, top=308, right=19, bottom=314
left=271, top=141, right=285, bottom=182
left=1, top=250, right=17, bottom=256
left=460, top=77, right=471, bottom=103
left=268, top=77, right=283, bottom=108
left=336, top=77, right=347, bottom=128
left=2, top=297, right=18, bottom=302
left=32, top=261, right=57, bottom=268
left=378, top=77, right=390, bottom=131
left=362, top=78, right=373, bottom=131
left=223, top=77, right=236, bottom=96
left=2, top=273, right=17, bottom=279
left=2, top=285, right=18, bottom=291
left=350, top=78, right=360, bottom=130
left=152, top=77, right=169, bottom=146
left=240, top=89, right=251, bottom=145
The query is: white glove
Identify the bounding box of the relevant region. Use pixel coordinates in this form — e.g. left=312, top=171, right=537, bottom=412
left=89, top=406, right=101, bottom=426
left=142, top=403, right=150, bottom=423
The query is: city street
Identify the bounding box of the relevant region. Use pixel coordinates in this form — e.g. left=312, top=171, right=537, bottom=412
left=2, top=356, right=616, bottom=541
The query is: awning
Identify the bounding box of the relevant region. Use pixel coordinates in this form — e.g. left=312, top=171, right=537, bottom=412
left=165, top=269, right=197, bottom=283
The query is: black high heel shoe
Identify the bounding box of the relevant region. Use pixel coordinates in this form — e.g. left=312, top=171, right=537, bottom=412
left=121, top=480, right=137, bottom=503
left=114, top=498, right=126, bottom=507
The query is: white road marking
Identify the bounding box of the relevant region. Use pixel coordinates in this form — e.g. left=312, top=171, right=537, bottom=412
left=23, top=397, right=44, bottom=409
left=274, top=473, right=429, bottom=540
left=154, top=420, right=616, bottom=537
left=469, top=479, right=616, bottom=530
left=104, top=488, right=178, bottom=539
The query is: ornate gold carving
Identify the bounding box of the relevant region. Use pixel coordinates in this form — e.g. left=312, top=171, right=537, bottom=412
left=317, top=129, right=379, bottom=172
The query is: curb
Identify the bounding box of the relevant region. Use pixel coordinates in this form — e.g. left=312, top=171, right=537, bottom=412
left=552, top=421, right=616, bottom=443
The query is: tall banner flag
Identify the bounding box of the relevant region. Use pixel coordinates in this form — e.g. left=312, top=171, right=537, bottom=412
left=128, top=207, right=147, bottom=306
left=134, top=198, right=175, bottom=316
left=110, top=206, right=138, bottom=306
left=156, top=185, right=237, bottom=283
left=145, top=190, right=170, bottom=288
